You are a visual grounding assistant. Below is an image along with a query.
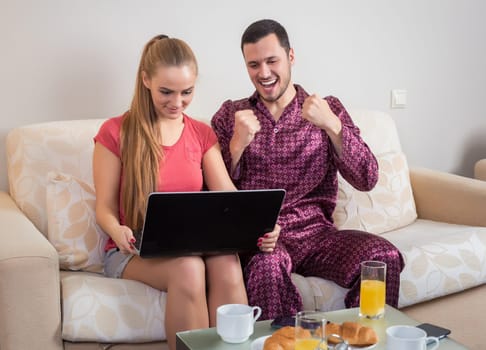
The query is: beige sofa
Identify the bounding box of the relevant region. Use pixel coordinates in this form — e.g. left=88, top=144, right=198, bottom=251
left=475, top=159, right=486, bottom=181
left=1, top=110, right=486, bottom=350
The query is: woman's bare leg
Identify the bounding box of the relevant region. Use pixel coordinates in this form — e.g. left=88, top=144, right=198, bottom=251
left=205, top=254, right=248, bottom=326
left=123, top=255, right=209, bottom=350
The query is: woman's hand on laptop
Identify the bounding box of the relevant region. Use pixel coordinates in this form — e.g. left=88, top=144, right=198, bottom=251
left=258, top=224, right=280, bottom=253
left=113, top=225, right=138, bottom=255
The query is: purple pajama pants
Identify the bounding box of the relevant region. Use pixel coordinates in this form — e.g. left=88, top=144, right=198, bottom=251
left=242, top=229, right=404, bottom=320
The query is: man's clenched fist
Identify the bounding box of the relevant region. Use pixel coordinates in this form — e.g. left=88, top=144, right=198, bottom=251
left=232, top=109, right=261, bottom=149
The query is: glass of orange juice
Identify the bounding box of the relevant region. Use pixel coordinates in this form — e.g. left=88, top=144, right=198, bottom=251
left=295, top=311, right=328, bottom=350
left=359, top=260, right=386, bottom=319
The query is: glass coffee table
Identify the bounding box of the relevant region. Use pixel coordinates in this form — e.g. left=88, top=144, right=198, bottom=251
left=176, top=305, right=468, bottom=350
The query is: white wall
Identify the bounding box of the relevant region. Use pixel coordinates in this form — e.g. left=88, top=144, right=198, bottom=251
left=1, top=0, right=486, bottom=191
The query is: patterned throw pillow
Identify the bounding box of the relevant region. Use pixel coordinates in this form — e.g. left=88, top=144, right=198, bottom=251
left=333, top=151, right=417, bottom=234
left=62, top=274, right=166, bottom=342
left=46, top=172, right=108, bottom=272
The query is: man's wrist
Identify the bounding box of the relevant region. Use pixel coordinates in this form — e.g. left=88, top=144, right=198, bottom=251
left=229, top=137, right=244, bottom=159
left=322, top=115, right=342, bottom=138
left=323, top=116, right=343, bottom=157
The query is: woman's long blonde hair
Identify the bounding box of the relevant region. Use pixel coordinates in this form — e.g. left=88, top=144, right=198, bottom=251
left=121, top=35, right=198, bottom=231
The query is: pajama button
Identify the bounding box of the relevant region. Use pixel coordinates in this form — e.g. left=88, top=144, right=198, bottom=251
left=273, top=128, right=279, bottom=133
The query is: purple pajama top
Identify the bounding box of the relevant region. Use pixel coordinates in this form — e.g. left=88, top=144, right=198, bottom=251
left=211, top=85, right=379, bottom=239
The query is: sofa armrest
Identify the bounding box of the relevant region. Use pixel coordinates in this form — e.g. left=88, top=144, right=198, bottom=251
left=0, top=192, right=63, bottom=350
left=475, top=159, right=486, bottom=181
left=409, top=167, right=486, bottom=227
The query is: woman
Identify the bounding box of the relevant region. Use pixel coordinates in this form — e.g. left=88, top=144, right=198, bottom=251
left=93, top=34, right=279, bottom=349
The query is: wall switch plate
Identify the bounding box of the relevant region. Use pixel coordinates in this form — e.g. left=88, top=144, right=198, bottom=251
left=391, top=89, right=407, bottom=108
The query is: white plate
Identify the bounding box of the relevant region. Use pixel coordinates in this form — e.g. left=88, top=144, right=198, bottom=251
left=250, top=335, right=270, bottom=350
left=329, top=343, right=377, bottom=350
left=251, top=336, right=376, bottom=350
left=350, top=344, right=376, bottom=350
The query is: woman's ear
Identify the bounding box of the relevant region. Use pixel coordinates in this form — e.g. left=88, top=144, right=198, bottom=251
left=142, top=71, right=151, bottom=89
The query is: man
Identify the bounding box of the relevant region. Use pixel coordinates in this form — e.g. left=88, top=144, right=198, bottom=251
left=211, top=19, right=404, bottom=320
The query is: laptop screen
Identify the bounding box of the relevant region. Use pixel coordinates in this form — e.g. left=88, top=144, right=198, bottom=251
left=138, top=189, right=285, bottom=258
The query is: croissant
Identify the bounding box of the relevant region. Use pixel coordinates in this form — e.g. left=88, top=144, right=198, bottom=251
left=263, top=326, right=297, bottom=350
left=325, top=321, right=378, bottom=346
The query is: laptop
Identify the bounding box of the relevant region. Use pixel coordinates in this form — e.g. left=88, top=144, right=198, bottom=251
left=137, top=189, right=286, bottom=258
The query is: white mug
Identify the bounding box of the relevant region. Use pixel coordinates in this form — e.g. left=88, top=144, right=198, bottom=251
left=216, top=304, right=262, bottom=343
left=386, top=325, right=440, bottom=350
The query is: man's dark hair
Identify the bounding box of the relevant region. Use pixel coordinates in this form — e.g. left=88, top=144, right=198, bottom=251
left=240, top=19, right=291, bottom=54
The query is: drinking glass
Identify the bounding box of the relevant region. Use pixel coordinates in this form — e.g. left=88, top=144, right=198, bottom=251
left=295, top=311, right=328, bottom=350
left=359, top=260, right=386, bottom=319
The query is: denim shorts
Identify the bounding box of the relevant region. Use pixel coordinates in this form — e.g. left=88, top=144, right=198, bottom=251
left=104, top=248, right=135, bottom=279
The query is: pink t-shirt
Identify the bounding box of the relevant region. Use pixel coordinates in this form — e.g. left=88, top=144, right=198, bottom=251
left=94, top=113, right=218, bottom=250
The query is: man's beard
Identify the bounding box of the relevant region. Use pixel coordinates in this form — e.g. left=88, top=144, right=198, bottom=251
left=259, top=73, right=291, bottom=103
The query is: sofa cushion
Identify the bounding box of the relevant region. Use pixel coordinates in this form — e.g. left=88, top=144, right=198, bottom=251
left=46, top=172, right=107, bottom=273
left=305, top=276, right=347, bottom=312
left=61, top=272, right=167, bottom=342
left=333, top=151, right=417, bottom=234
left=383, top=219, right=486, bottom=307
left=6, top=119, right=107, bottom=237
left=349, top=109, right=402, bottom=155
